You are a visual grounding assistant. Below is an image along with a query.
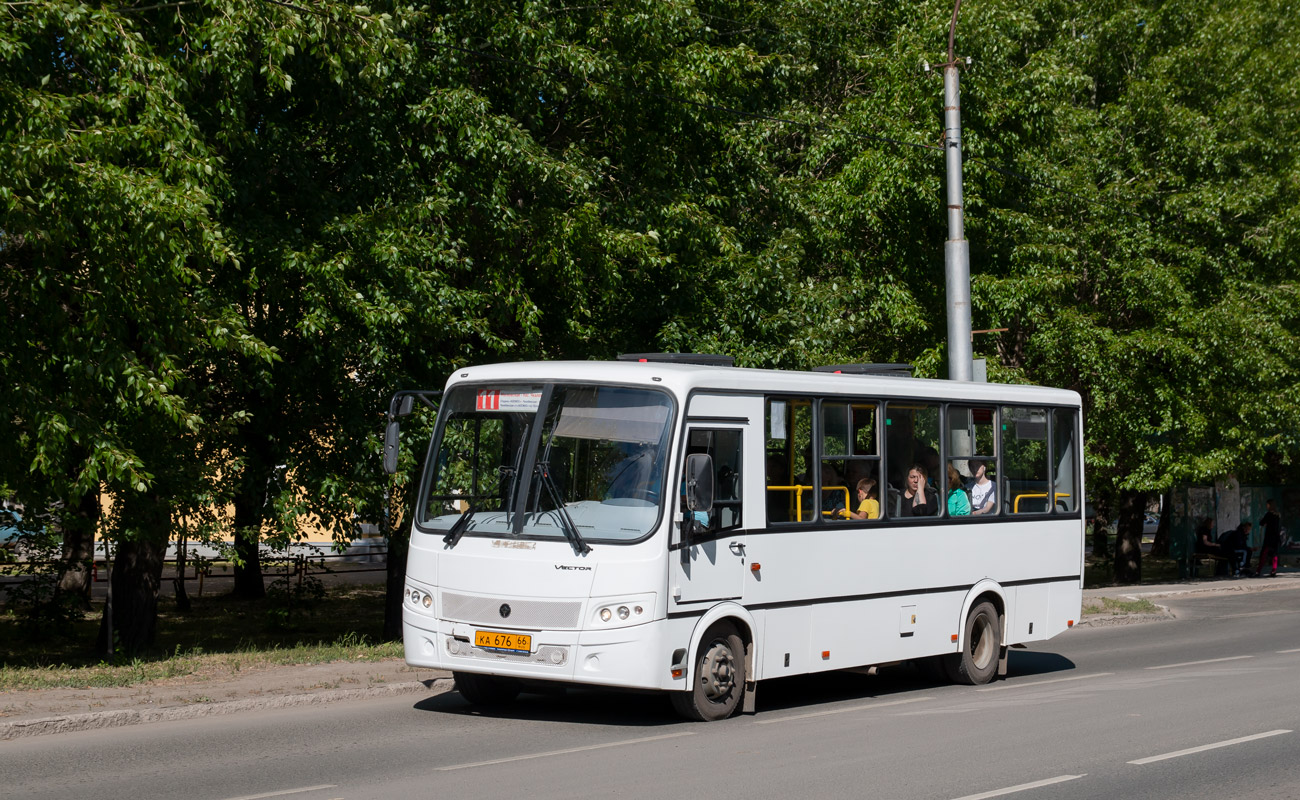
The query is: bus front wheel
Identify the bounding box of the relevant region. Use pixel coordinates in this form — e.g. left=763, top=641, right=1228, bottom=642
left=454, top=671, right=521, bottom=706
left=670, top=622, right=746, bottom=721
left=944, top=601, right=1000, bottom=685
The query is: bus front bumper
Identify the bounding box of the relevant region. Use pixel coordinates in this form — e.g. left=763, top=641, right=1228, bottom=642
left=403, top=612, right=673, bottom=691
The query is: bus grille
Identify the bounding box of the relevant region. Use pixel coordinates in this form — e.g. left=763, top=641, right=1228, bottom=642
left=441, top=592, right=582, bottom=629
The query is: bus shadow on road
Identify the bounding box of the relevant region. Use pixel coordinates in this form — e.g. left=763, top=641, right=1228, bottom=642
left=1005, top=648, right=1077, bottom=678
left=412, top=683, right=684, bottom=727
left=412, top=651, right=1079, bottom=724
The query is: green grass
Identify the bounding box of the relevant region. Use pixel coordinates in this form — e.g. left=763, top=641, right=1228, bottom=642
left=1082, top=596, right=1162, bottom=616
left=0, top=584, right=401, bottom=691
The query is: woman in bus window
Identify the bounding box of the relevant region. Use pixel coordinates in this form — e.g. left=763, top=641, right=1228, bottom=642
left=947, top=464, right=971, bottom=517
left=903, top=465, right=938, bottom=516
left=968, top=459, right=997, bottom=515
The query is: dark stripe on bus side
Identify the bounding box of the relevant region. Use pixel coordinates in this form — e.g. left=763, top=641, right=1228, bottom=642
left=665, top=574, right=1082, bottom=619
left=685, top=415, right=750, bottom=424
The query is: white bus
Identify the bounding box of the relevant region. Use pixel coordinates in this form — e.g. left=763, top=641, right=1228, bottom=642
left=386, top=355, right=1084, bottom=721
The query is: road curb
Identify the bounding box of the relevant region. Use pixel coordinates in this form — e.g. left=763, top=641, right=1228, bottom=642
left=1, top=677, right=456, bottom=742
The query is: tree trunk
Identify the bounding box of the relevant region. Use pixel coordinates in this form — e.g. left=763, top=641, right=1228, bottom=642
left=174, top=527, right=192, bottom=613
left=1090, top=495, right=1111, bottom=559
left=97, top=492, right=169, bottom=655
left=1113, top=489, right=1148, bottom=584
left=57, top=487, right=100, bottom=610
left=231, top=458, right=268, bottom=599
left=384, top=520, right=410, bottom=641
left=1150, top=490, right=1172, bottom=558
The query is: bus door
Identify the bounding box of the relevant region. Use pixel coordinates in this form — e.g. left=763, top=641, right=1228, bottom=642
left=671, top=416, right=752, bottom=605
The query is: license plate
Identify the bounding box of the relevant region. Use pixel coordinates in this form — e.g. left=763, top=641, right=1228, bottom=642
left=474, top=630, right=532, bottom=653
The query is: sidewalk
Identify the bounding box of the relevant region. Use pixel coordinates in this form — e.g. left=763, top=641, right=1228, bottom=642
left=1080, top=568, right=1300, bottom=625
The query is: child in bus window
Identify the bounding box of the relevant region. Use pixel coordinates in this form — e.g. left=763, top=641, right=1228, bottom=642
left=846, top=477, right=880, bottom=520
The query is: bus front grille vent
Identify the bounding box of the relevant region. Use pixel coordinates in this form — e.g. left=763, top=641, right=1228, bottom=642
left=441, top=592, right=582, bottom=629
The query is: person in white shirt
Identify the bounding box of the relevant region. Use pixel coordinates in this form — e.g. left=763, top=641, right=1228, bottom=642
left=968, top=459, right=996, bottom=515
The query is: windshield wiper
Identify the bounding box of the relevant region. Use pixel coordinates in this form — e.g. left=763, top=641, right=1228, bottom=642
left=443, top=501, right=475, bottom=548
left=534, top=463, right=591, bottom=556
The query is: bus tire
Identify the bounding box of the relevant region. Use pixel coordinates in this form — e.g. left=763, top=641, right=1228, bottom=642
left=944, top=601, right=1000, bottom=685
left=454, top=671, right=521, bottom=706
left=670, top=622, right=745, bottom=721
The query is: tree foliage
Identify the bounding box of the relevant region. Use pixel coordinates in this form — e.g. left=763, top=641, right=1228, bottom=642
left=3, top=0, right=1297, bottom=645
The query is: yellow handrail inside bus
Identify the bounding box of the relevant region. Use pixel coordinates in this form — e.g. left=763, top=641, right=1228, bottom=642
left=767, top=485, right=851, bottom=521
left=1012, top=492, right=1072, bottom=513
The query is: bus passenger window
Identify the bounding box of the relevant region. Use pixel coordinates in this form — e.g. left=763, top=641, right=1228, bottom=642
left=766, top=397, right=813, bottom=523
left=1052, top=409, right=1079, bottom=513
left=947, top=406, right=998, bottom=517
left=885, top=402, right=940, bottom=518
left=1001, top=406, right=1050, bottom=515
left=823, top=401, right=881, bottom=522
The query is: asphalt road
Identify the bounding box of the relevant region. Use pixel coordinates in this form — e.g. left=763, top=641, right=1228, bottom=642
left=5, top=586, right=1299, bottom=800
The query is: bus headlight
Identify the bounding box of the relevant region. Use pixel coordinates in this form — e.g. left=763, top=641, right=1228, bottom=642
left=406, top=586, right=435, bottom=614
left=591, top=594, right=655, bottom=628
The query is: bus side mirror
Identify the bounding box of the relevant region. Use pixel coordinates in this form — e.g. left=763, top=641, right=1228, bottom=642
left=383, top=395, right=416, bottom=475
left=383, top=419, right=401, bottom=475
left=685, top=454, right=714, bottom=513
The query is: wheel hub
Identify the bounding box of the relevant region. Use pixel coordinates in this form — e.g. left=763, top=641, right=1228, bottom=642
left=699, top=640, right=736, bottom=700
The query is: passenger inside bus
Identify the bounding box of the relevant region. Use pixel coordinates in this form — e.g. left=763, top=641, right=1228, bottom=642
left=845, top=477, right=880, bottom=520
left=968, top=459, right=997, bottom=515
left=947, top=464, right=971, bottom=516
left=902, top=465, right=938, bottom=516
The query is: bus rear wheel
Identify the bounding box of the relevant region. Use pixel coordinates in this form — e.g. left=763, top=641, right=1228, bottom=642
left=454, top=671, right=521, bottom=706
left=943, top=601, right=1000, bottom=685
left=670, top=622, right=745, bottom=721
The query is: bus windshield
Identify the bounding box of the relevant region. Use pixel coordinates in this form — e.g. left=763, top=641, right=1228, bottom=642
left=420, top=383, right=674, bottom=544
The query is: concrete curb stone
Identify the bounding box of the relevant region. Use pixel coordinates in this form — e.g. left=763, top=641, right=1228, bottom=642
left=1, top=677, right=456, bottom=742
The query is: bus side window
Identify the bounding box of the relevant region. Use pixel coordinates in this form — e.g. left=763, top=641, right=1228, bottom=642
left=686, top=428, right=743, bottom=532
left=946, top=405, right=998, bottom=517
left=824, top=400, right=881, bottom=522
left=885, top=402, right=940, bottom=518
left=766, top=397, right=812, bottom=523
left=1001, top=406, right=1050, bottom=515
left=1052, top=408, right=1079, bottom=513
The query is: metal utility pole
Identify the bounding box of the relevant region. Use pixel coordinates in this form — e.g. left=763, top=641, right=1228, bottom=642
left=942, top=0, right=973, bottom=382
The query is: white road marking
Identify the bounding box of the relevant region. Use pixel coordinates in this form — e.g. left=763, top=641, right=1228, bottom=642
left=977, top=672, right=1113, bottom=692
left=1216, top=610, right=1299, bottom=619
left=753, top=696, right=934, bottom=724
left=1278, top=648, right=1300, bottom=654
left=436, top=731, right=695, bottom=771
left=1128, top=729, right=1292, bottom=765
left=222, top=786, right=337, bottom=800
left=949, top=774, right=1086, bottom=799
left=1145, top=655, right=1253, bottom=670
